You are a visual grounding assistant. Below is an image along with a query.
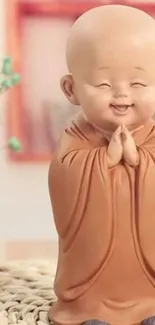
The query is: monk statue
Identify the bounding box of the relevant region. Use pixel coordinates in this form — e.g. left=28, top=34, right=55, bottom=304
left=48, top=5, right=155, bottom=325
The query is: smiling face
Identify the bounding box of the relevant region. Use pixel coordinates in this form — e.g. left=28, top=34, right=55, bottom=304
left=72, top=39, right=155, bottom=131
left=62, top=5, right=155, bottom=131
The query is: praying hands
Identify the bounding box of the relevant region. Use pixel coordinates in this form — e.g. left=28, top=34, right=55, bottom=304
left=107, top=125, right=139, bottom=168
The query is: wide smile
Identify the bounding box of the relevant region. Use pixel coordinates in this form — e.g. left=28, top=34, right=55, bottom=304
left=110, top=104, right=133, bottom=116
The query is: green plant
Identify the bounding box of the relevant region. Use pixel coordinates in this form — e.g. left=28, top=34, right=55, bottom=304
left=1, top=56, right=21, bottom=152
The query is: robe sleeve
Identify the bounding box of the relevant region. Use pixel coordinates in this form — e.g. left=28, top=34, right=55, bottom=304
left=48, top=127, right=109, bottom=240
left=48, top=126, right=114, bottom=299
left=133, top=131, right=155, bottom=276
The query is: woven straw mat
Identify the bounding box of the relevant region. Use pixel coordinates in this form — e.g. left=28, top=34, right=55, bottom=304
left=0, top=259, right=57, bottom=325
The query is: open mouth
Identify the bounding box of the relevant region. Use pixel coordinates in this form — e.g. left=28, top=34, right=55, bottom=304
left=111, top=104, right=133, bottom=115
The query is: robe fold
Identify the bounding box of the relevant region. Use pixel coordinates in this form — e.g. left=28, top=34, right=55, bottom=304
left=48, top=114, right=155, bottom=325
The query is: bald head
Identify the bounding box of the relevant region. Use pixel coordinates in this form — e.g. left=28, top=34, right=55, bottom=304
left=60, top=5, right=155, bottom=131
left=66, top=5, right=155, bottom=73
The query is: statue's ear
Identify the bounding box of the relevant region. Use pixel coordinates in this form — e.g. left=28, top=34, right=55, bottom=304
left=60, top=74, right=80, bottom=105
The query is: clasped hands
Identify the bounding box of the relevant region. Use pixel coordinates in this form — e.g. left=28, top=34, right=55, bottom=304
left=107, top=125, right=139, bottom=168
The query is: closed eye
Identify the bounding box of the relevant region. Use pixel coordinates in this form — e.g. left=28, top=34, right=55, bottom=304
left=131, top=82, right=147, bottom=87
left=96, top=83, right=111, bottom=88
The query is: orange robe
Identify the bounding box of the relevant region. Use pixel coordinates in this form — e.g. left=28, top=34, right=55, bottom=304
left=48, top=114, right=155, bottom=325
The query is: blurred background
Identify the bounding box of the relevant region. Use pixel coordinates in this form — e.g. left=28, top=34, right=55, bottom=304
left=0, top=0, right=154, bottom=261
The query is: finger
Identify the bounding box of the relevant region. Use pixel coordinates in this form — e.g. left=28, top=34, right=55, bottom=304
left=121, top=125, right=131, bottom=140
left=121, top=124, right=128, bottom=133
left=121, top=132, right=127, bottom=141
left=113, top=133, right=122, bottom=143
left=114, top=125, right=122, bottom=135
left=121, top=128, right=129, bottom=141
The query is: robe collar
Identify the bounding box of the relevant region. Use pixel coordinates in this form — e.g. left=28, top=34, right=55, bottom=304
left=75, top=113, right=155, bottom=147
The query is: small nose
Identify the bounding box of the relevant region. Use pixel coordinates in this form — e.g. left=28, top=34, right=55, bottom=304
left=114, top=92, right=128, bottom=99
left=113, top=85, right=130, bottom=99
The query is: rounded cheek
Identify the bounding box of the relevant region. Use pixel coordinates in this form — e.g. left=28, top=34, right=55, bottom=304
left=85, top=92, right=110, bottom=113
left=135, top=96, right=155, bottom=118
